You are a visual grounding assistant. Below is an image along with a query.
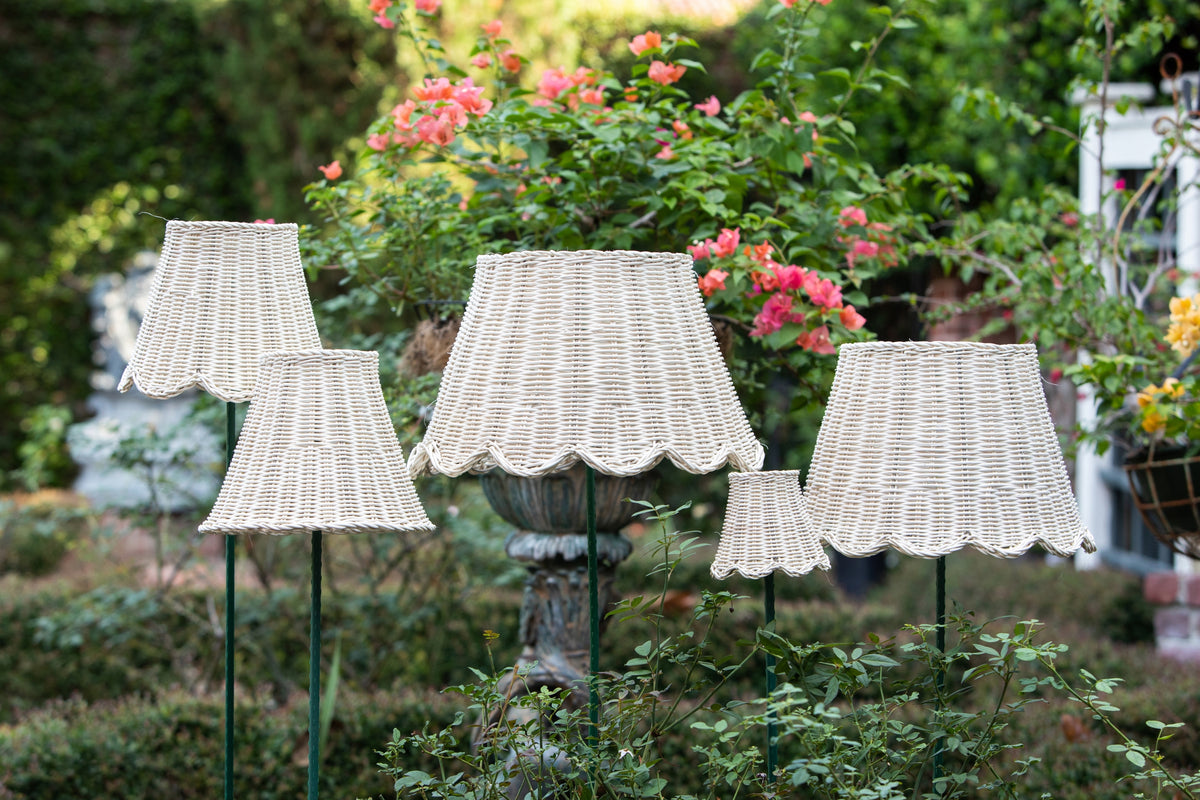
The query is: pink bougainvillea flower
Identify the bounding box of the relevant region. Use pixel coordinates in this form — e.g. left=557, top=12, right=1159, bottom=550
left=672, top=119, right=693, bottom=140
left=318, top=160, right=342, bottom=180
left=698, top=268, right=729, bottom=297
left=656, top=144, right=675, bottom=160
left=537, top=68, right=573, bottom=100
left=391, top=99, right=417, bottom=130
left=751, top=293, right=795, bottom=337
left=629, top=31, right=662, bottom=56
left=481, top=19, right=503, bottom=38
left=807, top=277, right=843, bottom=309
left=712, top=228, right=740, bottom=258
left=471, top=52, right=492, bottom=69
left=839, top=305, right=866, bottom=331
left=647, top=60, right=686, bottom=86
left=366, top=132, right=391, bottom=151
left=688, top=241, right=712, bottom=261
left=1113, top=178, right=1127, bottom=191
left=373, top=12, right=394, bottom=28
left=500, top=49, right=521, bottom=72
left=414, top=0, right=440, bottom=13
left=254, top=218, right=275, bottom=224
left=773, top=264, right=807, bottom=292
left=1061, top=211, right=1079, bottom=227
left=452, top=78, right=492, bottom=116
left=416, top=115, right=455, bottom=146
left=694, top=95, right=720, bottom=116
left=839, top=206, right=867, bottom=227
left=797, top=325, right=835, bottom=354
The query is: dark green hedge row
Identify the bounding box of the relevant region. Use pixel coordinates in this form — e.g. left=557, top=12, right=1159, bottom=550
left=0, top=687, right=457, bottom=799
left=0, top=583, right=521, bottom=725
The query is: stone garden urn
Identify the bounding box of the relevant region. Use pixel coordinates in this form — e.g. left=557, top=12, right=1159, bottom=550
left=479, top=463, right=657, bottom=710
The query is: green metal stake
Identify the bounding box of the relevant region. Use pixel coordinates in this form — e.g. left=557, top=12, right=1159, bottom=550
left=224, top=401, right=237, bottom=800
left=309, top=530, right=323, bottom=800
left=933, top=555, right=946, bottom=794
left=764, top=572, right=778, bottom=782
left=586, top=465, right=599, bottom=742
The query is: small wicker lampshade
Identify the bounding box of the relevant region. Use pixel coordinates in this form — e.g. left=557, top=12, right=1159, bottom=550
left=711, top=471, right=830, bottom=579
left=407, top=250, right=764, bottom=479
left=804, top=341, right=1095, bottom=559
left=119, top=220, right=322, bottom=402
left=200, top=350, right=433, bottom=535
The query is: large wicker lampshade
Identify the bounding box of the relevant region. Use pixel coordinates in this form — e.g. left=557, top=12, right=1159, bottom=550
left=407, top=250, right=764, bottom=479
left=119, top=220, right=321, bottom=402
left=804, top=341, right=1095, bottom=559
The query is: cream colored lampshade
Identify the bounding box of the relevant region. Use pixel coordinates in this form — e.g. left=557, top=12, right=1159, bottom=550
left=711, top=471, right=830, bottom=579
left=200, top=350, right=434, bottom=535
left=119, top=220, right=322, bottom=402
left=407, top=250, right=765, bottom=478
left=804, top=341, right=1095, bottom=559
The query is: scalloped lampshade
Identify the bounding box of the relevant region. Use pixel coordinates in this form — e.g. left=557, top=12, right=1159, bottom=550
left=407, top=250, right=765, bottom=479
left=804, top=341, right=1095, bottom=559
left=119, top=220, right=322, bottom=402
left=200, top=350, right=433, bottom=535
left=711, top=470, right=830, bottom=579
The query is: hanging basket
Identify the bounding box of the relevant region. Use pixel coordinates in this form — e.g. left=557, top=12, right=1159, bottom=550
left=1124, top=442, right=1200, bottom=559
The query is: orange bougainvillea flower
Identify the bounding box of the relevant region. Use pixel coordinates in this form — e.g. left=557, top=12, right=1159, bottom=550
left=414, top=0, right=440, bottom=12
left=672, top=119, right=693, bottom=140
left=500, top=49, right=521, bottom=72
left=481, top=19, right=502, bottom=38
left=368, top=0, right=390, bottom=12
left=629, top=31, right=662, bottom=56
left=318, top=160, right=342, bottom=180
left=697, top=269, right=729, bottom=297
left=647, top=60, right=686, bottom=85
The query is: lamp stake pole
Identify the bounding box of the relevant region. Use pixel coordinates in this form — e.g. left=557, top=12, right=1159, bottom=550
left=309, top=530, right=323, bottom=800
left=586, top=465, right=599, bottom=741
left=224, top=401, right=237, bottom=800
left=933, top=555, right=946, bottom=794
left=765, top=572, right=778, bottom=782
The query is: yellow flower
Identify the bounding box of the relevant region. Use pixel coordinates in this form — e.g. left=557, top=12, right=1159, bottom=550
left=1141, top=408, right=1168, bottom=434
left=1137, top=383, right=1162, bottom=408
left=1168, top=293, right=1197, bottom=322
left=1163, top=377, right=1186, bottom=399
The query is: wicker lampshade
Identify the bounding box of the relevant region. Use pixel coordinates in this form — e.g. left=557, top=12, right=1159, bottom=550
left=200, top=350, right=433, bottom=535
left=407, top=250, right=765, bottom=478
left=804, top=341, right=1095, bottom=559
left=119, top=220, right=322, bottom=402
left=711, top=471, right=830, bottom=579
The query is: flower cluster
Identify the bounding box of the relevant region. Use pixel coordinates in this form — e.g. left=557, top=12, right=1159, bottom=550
left=1135, top=292, right=1200, bottom=440
left=691, top=226, right=869, bottom=355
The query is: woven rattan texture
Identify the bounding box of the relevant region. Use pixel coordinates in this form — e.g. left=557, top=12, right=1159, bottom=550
left=804, top=341, right=1095, bottom=559
left=200, top=350, right=434, bottom=535
left=711, top=471, right=830, bottom=579
left=408, top=250, right=765, bottom=478
left=119, top=220, right=322, bottom=402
